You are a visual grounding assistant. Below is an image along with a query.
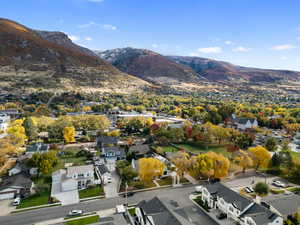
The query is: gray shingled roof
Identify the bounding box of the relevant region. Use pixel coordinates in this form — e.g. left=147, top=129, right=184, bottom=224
left=129, top=144, right=151, bottom=155
left=0, top=173, right=32, bottom=191
left=263, top=193, right=300, bottom=217
left=240, top=203, right=278, bottom=225
left=204, top=182, right=252, bottom=211
left=138, top=197, right=182, bottom=225
left=97, top=136, right=118, bottom=145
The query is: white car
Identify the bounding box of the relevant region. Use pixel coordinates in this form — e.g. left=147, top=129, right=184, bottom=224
left=272, top=180, right=286, bottom=188
left=68, top=210, right=83, bottom=216
left=12, top=197, right=20, bottom=206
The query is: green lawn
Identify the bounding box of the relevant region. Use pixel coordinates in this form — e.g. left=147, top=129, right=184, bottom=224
left=128, top=208, right=136, bottom=216
left=175, top=142, right=229, bottom=156
left=79, top=185, right=104, bottom=199
left=65, top=215, right=100, bottom=225
left=17, top=191, right=50, bottom=209
left=157, top=177, right=173, bottom=186
left=156, top=142, right=229, bottom=156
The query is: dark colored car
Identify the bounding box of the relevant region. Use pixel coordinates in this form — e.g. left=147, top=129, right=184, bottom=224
left=217, top=213, right=227, bottom=220
left=123, top=192, right=135, bottom=198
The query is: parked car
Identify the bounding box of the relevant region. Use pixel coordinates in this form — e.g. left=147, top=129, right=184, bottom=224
left=68, top=210, right=83, bottom=216
left=245, top=186, right=254, bottom=193
left=272, top=180, right=286, bottom=188
left=217, top=213, right=227, bottom=220
left=122, top=192, right=134, bottom=198
left=12, top=197, right=20, bottom=206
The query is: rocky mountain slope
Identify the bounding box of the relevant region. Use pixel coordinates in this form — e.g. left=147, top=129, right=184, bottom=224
left=0, top=18, right=149, bottom=93
left=97, top=48, right=207, bottom=85
left=35, top=30, right=98, bottom=57
left=168, top=56, right=300, bottom=83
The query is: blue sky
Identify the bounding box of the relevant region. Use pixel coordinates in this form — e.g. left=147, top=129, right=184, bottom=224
left=2, top=0, right=300, bottom=70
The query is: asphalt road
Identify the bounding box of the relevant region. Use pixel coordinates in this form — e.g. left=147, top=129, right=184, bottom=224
left=0, top=184, right=217, bottom=225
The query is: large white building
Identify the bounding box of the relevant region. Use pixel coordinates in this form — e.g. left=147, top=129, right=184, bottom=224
left=201, top=182, right=283, bottom=225
left=51, top=165, right=94, bottom=205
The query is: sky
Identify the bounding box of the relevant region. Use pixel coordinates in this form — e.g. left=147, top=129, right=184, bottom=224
left=2, top=0, right=300, bottom=70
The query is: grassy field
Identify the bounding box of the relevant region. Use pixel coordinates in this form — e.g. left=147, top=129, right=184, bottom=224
left=65, top=215, right=100, bottom=225
left=157, top=142, right=229, bottom=156
left=79, top=185, right=104, bottom=199
left=17, top=190, right=50, bottom=209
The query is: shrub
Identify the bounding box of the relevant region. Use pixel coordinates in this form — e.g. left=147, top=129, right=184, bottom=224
left=254, top=182, right=269, bottom=196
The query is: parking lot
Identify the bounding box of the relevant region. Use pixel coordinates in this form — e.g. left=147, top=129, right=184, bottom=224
left=224, top=172, right=290, bottom=192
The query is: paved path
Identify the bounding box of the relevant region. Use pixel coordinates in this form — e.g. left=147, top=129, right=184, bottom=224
left=0, top=185, right=216, bottom=225
left=184, top=173, right=199, bottom=184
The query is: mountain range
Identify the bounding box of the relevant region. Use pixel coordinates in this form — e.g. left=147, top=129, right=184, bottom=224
left=1, top=18, right=300, bottom=94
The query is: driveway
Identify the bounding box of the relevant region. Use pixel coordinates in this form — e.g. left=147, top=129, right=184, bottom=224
left=0, top=200, right=15, bottom=216
left=103, top=161, right=120, bottom=198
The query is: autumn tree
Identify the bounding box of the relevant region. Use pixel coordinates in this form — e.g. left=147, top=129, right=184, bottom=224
left=235, top=150, right=253, bottom=173
left=28, top=151, right=58, bottom=175
left=23, top=117, right=38, bottom=142
left=191, top=152, right=230, bottom=179
left=248, top=146, right=271, bottom=170
left=138, top=158, right=165, bottom=184
left=0, top=138, right=18, bottom=166
left=264, top=137, right=277, bottom=152
left=171, top=152, right=191, bottom=180
left=63, top=126, right=76, bottom=143
left=7, top=119, right=27, bottom=147
left=254, top=182, right=269, bottom=196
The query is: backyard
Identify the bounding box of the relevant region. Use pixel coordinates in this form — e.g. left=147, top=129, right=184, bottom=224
left=156, top=141, right=229, bottom=156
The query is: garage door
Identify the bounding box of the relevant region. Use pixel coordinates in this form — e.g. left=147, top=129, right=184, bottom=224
left=0, top=192, right=15, bottom=200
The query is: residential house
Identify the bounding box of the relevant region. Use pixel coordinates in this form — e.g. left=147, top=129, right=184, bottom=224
left=8, top=163, right=23, bottom=176
left=0, top=173, right=33, bottom=200
left=96, top=135, right=119, bottom=148
left=231, top=114, right=258, bottom=130
left=0, top=109, right=20, bottom=119
left=26, top=142, right=49, bottom=155
left=0, top=113, right=10, bottom=131
left=102, top=146, right=125, bottom=160
left=262, top=193, right=300, bottom=219
left=96, top=164, right=111, bottom=184
left=129, top=144, right=152, bottom=159
left=201, top=182, right=283, bottom=225
left=135, top=196, right=217, bottom=225
left=51, top=165, right=95, bottom=205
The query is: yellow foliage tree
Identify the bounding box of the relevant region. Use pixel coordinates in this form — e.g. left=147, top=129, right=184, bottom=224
left=248, top=145, right=271, bottom=170
left=192, top=152, right=230, bottom=179
left=82, top=106, right=92, bottom=112
left=63, top=126, right=76, bottom=143
left=138, top=158, right=165, bottom=184
left=235, top=150, right=253, bottom=173
left=107, top=130, right=120, bottom=137
left=0, top=138, right=18, bottom=166
left=7, top=119, right=27, bottom=146
left=171, top=152, right=191, bottom=178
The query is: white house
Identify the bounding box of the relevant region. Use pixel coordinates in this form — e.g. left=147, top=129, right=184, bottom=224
left=96, top=164, right=111, bottom=184
left=201, top=182, right=283, bottom=225
left=51, top=165, right=94, bottom=205
left=0, top=113, right=10, bottom=132
left=232, top=114, right=258, bottom=130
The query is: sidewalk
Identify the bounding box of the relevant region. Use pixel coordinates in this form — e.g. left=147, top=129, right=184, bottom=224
left=184, top=174, right=199, bottom=184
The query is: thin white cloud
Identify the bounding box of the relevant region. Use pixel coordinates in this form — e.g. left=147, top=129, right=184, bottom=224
left=102, top=24, right=117, bottom=30
left=68, top=35, right=80, bottom=42
left=197, top=46, right=222, bottom=54
left=225, top=40, right=233, bottom=45
left=78, top=22, right=117, bottom=31
left=271, top=44, right=296, bottom=51
left=78, top=21, right=96, bottom=29
left=85, top=37, right=92, bottom=41
left=233, top=46, right=251, bottom=52
left=297, top=37, right=300, bottom=40
left=87, top=0, right=104, bottom=2
left=151, top=43, right=159, bottom=48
